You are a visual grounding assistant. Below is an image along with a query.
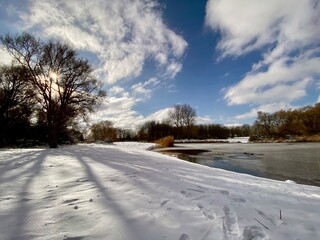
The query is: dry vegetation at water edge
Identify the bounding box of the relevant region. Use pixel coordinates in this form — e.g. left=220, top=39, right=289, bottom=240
left=156, top=135, right=174, bottom=148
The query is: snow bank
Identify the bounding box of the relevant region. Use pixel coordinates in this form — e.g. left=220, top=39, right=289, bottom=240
left=0, top=143, right=319, bottom=240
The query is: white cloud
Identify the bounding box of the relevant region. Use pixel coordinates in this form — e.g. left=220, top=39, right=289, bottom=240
left=206, top=0, right=320, bottom=58
left=155, top=52, right=168, bottom=65
left=234, top=102, right=293, bottom=120
left=145, top=77, right=160, bottom=86
left=224, top=123, right=243, bottom=128
left=224, top=57, right=318, bottom=105
left=0, top=48, right=14, bottom=65
left=109, top=86, right=125, bottom=96
left=196, top=116, right=213, bottom=125
left=206, top=0, right=320, bottom=119
left=91, top=98, right=172, bottom=129
left=18, top=0, right=188, bottom=84
left=144, top=108, right=172, bottom=123
left=131, top=77, right=160, bottom=100
left=165, top=62, right=183, bottom=79
left=90, top=96, right=142, bottom=129
left=132, top=82, right=152, bottom=99
left=90, top=76, right=165, bottom=129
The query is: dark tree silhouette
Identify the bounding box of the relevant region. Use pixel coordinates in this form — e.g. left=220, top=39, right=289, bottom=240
left=1, top=33, right=104, bottom=148
left=0, top=65, right=35, bottom=146
left=138, top=121, right=173, bottom=141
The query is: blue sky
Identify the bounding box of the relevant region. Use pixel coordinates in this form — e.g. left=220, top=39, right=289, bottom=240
left=0, top=0, right=320, bottom=128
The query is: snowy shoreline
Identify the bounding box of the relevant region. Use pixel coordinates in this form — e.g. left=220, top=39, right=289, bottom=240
left=0, top=142, right=319, bottom=240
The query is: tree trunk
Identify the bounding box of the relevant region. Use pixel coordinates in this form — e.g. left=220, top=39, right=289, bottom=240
left=0, top=129, right=6, bottom=147
left=48, top=122, right=58, bottom=148
left=0, top=119, right=7, bottom=147
left=47, top=104, right=59, bottom=148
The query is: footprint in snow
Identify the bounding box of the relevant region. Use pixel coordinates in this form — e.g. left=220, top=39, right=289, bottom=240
left=197, top=203, right=216, bottom=220
left=187, top=188, right=205, bottom=193
left=196, top=185, right=208, bottom=191
left=180, top=190, right=194, bottom=198
left=21, top=198, right=32, bottom=202
left=63, top=236, right=84, bottom=240
left=223, top=206, right=239, bottom=238
left=232, top=197, right=246, bottom=204
left=180, top=190, right=188, bottom=196
left=242, top=226, right=267, bottom=240
left=63, top=198, right=79, bottom=204
left=161, top=200, right=170, bottom=207
left=178, top=233, right=191, bottom=240
left=76, top=178, right=90, bottom=183
left=220, top=190, right=230, bottom=196
left=255, top=209, right=276, bottom=226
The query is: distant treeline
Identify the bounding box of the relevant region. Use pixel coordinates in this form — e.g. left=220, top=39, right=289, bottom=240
left=85, top=120, right=251, bottom=143
left=251, top=103, right=320, bottom=141
left=137, top=121, right=251, bottom=141
left=86, top=104, right=251, bottom=143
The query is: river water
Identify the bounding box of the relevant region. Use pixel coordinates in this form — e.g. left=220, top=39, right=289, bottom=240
left=161, top=142, right=320, bottom=187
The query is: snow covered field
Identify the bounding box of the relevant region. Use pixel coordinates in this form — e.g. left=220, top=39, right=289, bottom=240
left=0, top=143, right=319, bottom=240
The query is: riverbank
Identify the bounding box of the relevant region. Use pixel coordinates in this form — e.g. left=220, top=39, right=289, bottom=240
left=0, top=142, right=319, bottom=239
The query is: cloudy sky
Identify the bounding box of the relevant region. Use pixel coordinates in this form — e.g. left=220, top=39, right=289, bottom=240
left=0, top=0, right=319, bottom=128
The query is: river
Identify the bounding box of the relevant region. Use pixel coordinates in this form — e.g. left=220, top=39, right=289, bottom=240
left=160, top=142, right=320, bottom=187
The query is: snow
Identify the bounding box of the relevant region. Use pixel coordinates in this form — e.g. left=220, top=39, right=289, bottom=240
left=175, top=137, right=250, bottom=144
left=0, top=142, right=319, bottom=240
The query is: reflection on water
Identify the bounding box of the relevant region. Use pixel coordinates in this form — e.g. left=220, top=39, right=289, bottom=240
left=161, top=143, right=320, bottom=187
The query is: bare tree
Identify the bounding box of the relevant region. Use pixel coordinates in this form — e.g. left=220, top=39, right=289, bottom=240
left=89, top=120, right=117, bottom=142
left=1, top=33, right=105, bottom=148
left=181, top=104, right=197, bottom=129
left=169, top=104, right=196, bottom=138
left=169, top=104, right=184, bottom=128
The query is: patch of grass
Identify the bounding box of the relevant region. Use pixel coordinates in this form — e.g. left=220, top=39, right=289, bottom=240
left=156, top=136, right=174, bottom=148
left=295, top=135, right=320, bottom=142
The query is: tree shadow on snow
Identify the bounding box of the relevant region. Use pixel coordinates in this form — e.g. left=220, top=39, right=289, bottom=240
left=0, top=148, right=50, bottom=239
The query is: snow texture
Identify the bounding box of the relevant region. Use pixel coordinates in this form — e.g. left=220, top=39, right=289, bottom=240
left=0, top=142, right=319, bottom=240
